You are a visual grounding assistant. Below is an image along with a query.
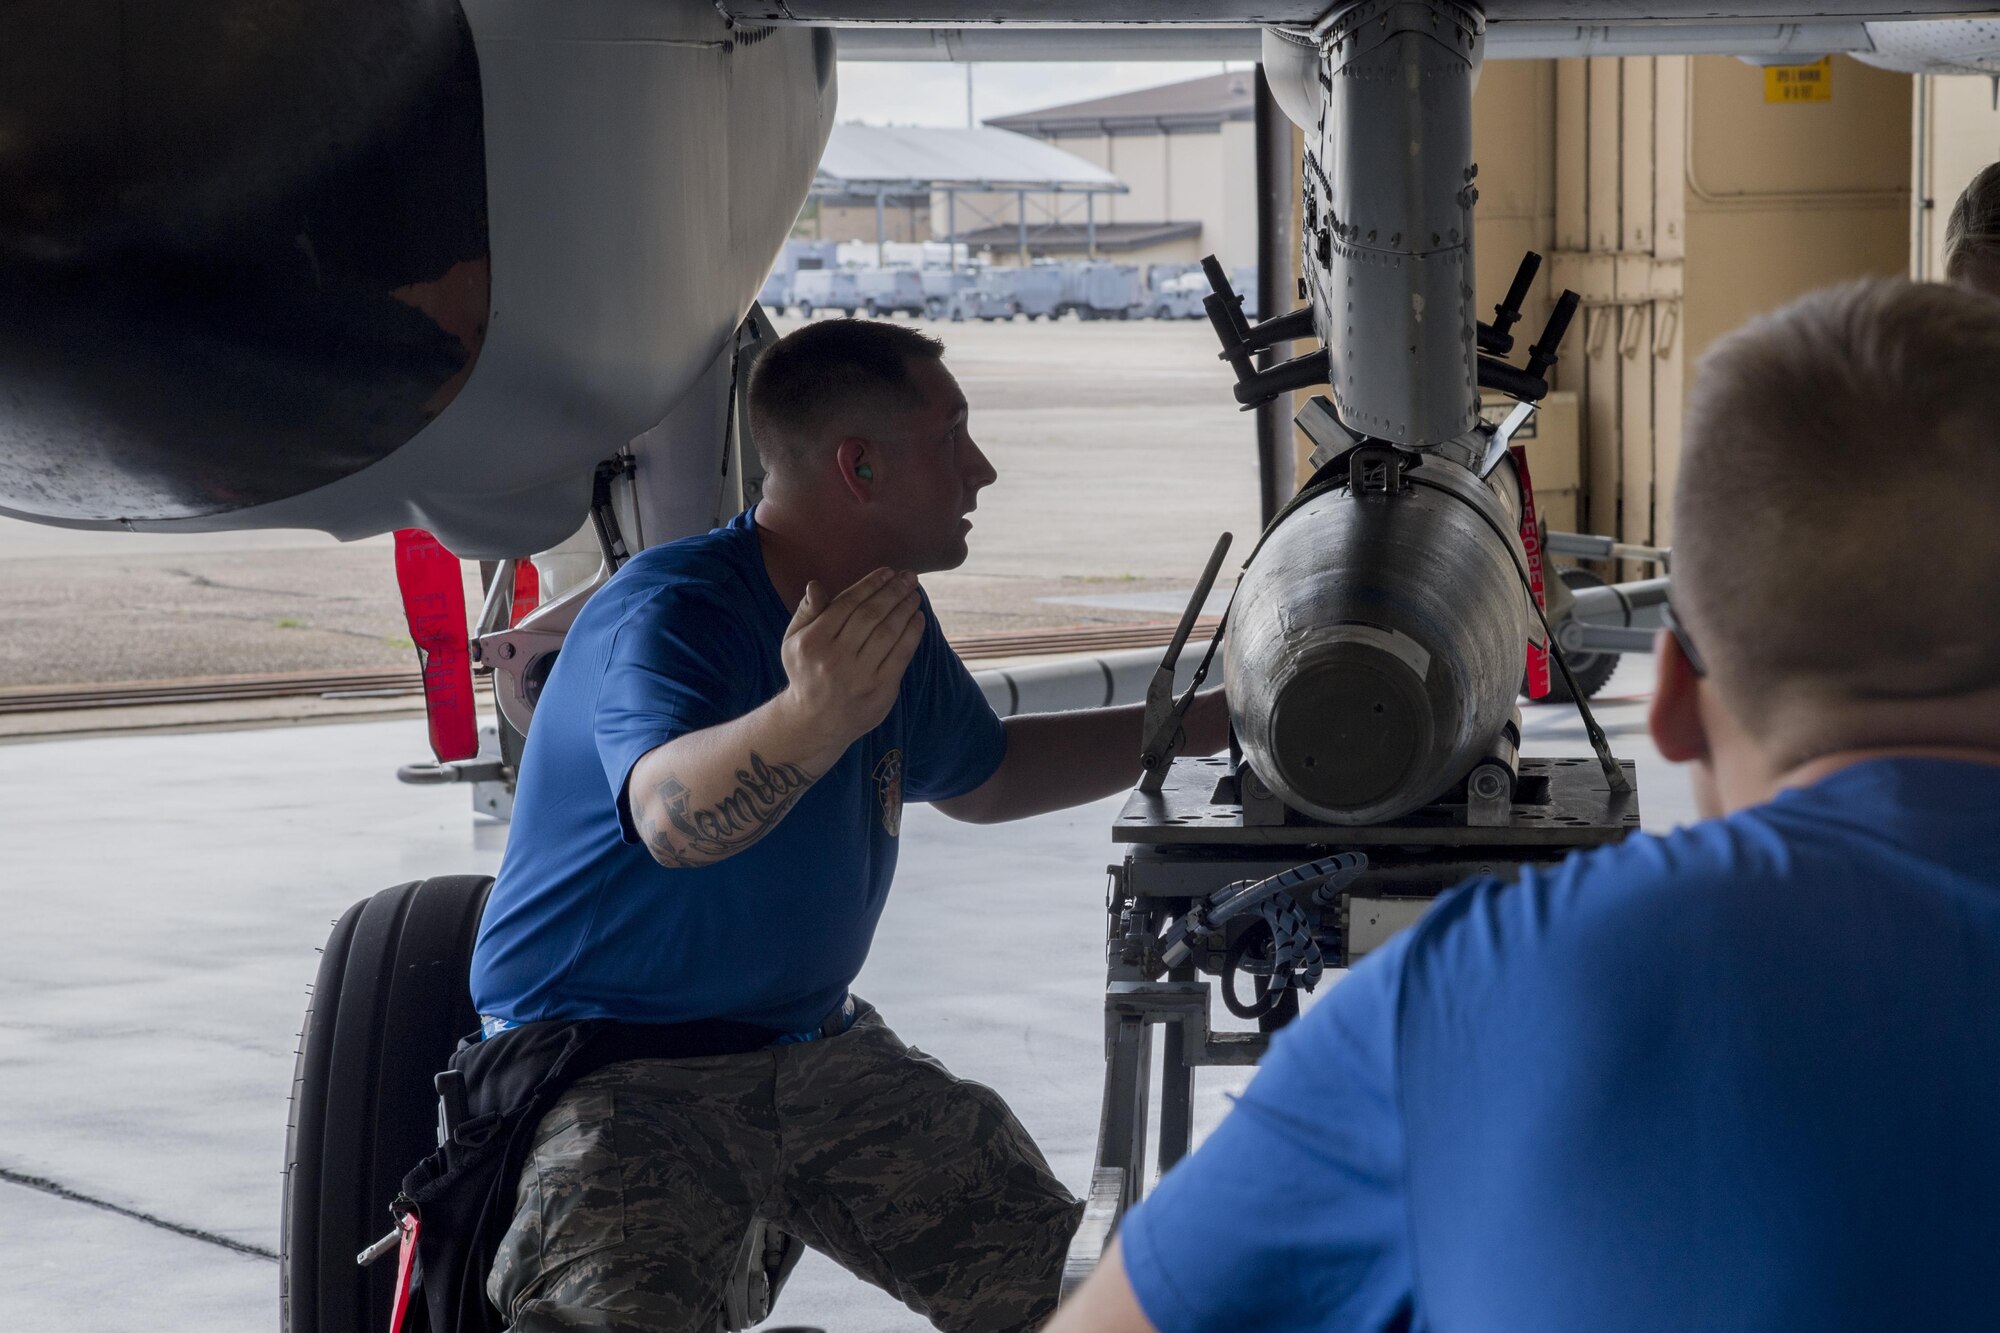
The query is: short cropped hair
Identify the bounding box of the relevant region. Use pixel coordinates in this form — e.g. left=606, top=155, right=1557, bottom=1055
left=1676, top=278, right=2000, bottom=749
left=747, top=318, right=945, bottom=476
left=1945, top=162, right=2000, bottom=288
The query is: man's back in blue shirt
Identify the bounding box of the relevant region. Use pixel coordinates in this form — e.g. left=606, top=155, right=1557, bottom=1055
left=1115, top=757, right=2000, bottom=1333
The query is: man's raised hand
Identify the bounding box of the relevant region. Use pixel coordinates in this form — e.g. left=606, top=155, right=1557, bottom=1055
left=780, top=568, right=926, bottom=753
left=625, top=568, right=923, bottom=871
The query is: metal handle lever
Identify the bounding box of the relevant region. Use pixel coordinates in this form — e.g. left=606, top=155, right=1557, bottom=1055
left=1162, top=533, right=1231, bottom=679
left=1479, top=251, right=1543, bottom=356
left=1526, top=289, right=1582, bottom=383
left=1200, top=255, right=1253, bottom=343
left=1139, top=533, right=1233, bottom=794
left=358, top=1227, right=402, bottom=1268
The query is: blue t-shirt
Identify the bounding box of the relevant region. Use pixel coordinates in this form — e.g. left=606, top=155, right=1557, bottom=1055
left=1122, top=758, right=2000, bottom=1333
left=470, top=509, right=1007, bottom=1031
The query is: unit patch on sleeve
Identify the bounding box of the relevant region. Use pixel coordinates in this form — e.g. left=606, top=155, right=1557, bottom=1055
left=872, top=748, right=904, bottom=838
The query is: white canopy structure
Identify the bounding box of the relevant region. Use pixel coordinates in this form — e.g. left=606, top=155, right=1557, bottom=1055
left=812, top=123, right=1128, bottom=264
left=815, top=123, right=1125, bottom=195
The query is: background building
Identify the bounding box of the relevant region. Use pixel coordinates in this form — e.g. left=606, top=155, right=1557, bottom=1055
left=801, top=122, right=1127, bottom=265
left=810, top=72, right=1258, bottom=268
left=983, top=71, right=1259, bottom=269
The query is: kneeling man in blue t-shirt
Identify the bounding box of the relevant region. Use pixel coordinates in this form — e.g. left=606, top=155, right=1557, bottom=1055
left=471, top=318, right=1229, bottom=1331
left=1054, top=279, right=2000, bottom=1333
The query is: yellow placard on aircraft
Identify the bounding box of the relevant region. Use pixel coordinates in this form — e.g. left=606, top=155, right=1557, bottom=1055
left=1766, top=58, right=1834, bottom=104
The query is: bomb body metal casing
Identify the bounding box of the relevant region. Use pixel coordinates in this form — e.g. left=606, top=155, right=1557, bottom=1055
left=1225, top=453, right=1529, bottom=826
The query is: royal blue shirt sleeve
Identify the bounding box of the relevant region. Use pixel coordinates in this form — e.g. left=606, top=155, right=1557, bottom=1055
left=901, top=597, right=1007, bottom=803
left=1120, top=931, right=1419, bottom=1333
left=593, top=583, right=758, bottom=843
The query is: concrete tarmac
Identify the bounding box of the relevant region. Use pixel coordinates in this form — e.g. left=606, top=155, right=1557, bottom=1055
left=0, top=317, right=1258, bottom=689
left=0, top=657, right=1691, bottom=1331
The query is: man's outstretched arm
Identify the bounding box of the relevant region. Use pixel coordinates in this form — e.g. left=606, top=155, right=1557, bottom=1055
left=628, top=568, right=923, bottom=867
left=932, top=689, right=1229, bottom=824
left=1047, top=1241, right=1159, bottom=1333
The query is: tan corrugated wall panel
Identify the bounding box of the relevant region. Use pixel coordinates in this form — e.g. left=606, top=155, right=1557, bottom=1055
left=1619, top=58, right=1658, bottom=555
left=1581, top=60, right=1625, bottom=539
left=1681, top=55, right=1911, bottom=376
left=1652, top=59, right=1689, bottom=549
left=1473, top=60, right=1559, bottom=338
left=1556, top=59, right=1589, bottom=256
left=1553, top=53, right=1908, bottom=547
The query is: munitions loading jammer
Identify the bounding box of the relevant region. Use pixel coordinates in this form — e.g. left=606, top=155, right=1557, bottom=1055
left=1064, top=1, right=1643, bottom=1290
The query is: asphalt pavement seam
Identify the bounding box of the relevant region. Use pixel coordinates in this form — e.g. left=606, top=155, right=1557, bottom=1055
left=0, top=1165, right=278, bottom=1262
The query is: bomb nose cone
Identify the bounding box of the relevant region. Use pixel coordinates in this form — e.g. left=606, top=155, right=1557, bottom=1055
left=1267, top=642, right=1435, bottom=814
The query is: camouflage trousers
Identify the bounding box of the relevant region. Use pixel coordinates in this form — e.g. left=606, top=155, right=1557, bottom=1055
left=487, top=1001, right=1083, bottom=1333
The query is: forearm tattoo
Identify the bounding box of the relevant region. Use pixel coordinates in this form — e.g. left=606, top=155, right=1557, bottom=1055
left=640, top=751, right=816, bottom=868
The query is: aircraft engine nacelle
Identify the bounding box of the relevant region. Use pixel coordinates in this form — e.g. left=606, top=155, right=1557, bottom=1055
left=0, top=0, right=835, bottom=557
left=1225, top=450, right=1531, bottom=826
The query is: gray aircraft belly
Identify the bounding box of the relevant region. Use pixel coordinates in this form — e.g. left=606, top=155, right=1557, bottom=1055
left=5, top=0, right=1998, bottom=556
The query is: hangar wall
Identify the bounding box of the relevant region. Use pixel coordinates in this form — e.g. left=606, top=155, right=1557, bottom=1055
left=1554, top=55, right=1912, bottom=556
left=1681, top=56, right=1913, bottom=391
left=1342, top=54, right=1918, bottom=557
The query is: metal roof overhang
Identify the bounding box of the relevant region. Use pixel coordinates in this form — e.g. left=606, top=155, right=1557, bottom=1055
left=817, top=175, right=1127, bottom=190
left=730, top=3, right=1998, bottom=23
left=956, top=219, right=1204, bottom=250
left=834, top=13, right=2000, bottom=65
left=813, top=124, right=1130, bottom=195
left=836, top=23, right=1866, bottom=60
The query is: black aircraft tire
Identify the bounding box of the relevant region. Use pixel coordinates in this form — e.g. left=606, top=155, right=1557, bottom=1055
left=1541, top=643, right=1620, bottom=703
left=282, top=875, right=494, bottom=1333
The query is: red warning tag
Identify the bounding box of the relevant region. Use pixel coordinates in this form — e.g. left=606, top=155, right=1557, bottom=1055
left=510, top=559, right=541, bottom=626
left=389, top=1211, right=422, bottom=1333
left=394, top=529, right=478, bottom=762
left=1511, top=445, right=1552, bottom=700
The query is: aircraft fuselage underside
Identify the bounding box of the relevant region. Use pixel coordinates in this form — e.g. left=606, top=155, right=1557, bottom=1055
left=725, top=2, right=1997, bottom=25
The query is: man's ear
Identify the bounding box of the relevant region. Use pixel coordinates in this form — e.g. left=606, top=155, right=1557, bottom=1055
left=834, top=437, right=873, bottom=502
left=1648, top=627, right=1711, bottom=764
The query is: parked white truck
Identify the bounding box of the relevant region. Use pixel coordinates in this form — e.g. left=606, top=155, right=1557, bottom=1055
left=1057, top=262, right=1143, bottom=320
left=853, top=268, right=927, bottom=318
left=793, top=268, right=861, bottom=317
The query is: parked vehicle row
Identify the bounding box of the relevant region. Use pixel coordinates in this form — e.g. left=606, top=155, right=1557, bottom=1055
left=760, top=258, right=1259, bottom=324
left=786, top=268, right=932, bottom=318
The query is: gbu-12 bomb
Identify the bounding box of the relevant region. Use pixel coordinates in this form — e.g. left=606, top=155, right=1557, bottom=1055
left=1224, top=447, right=1532, bottom=826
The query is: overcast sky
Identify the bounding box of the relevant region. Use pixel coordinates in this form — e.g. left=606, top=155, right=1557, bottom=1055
left=834, top=60, right=1249, bottom=128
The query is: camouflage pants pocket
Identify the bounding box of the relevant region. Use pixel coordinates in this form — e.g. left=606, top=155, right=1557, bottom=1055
left=486, top=1062, right=777, bottom=1333
left=487, top=1086, right=631, bottom=1324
